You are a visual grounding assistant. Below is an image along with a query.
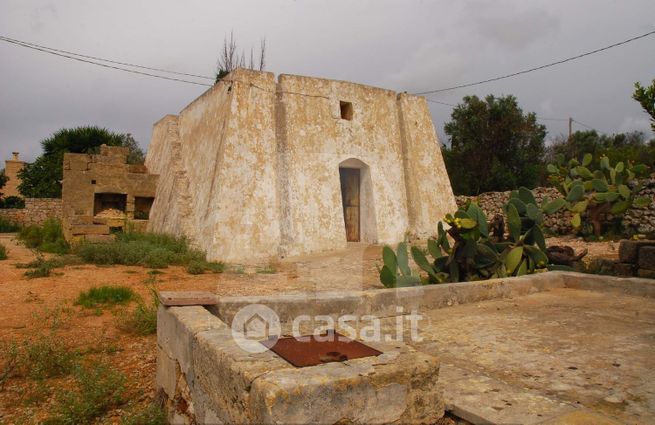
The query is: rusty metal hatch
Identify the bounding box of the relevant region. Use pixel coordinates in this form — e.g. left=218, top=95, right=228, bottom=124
left=262, top=330, right=382, bottom=368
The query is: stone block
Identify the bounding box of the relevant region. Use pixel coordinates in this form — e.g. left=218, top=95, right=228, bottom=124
left=249, top=350, right=443, bottom=424
left=70, top=224, right=110, bottom=235
left=619, top=240, right=655, bottom=263
left=82, top=234, right=115, bottom=243
left=157, top=306, right=226, bottom=383
left=156, top=345, right=178, bottom=398
left=637, top=246, right=655, bottom=270
left=637, top=268, right=655, bottom=279
left=612, top=262, right=635, bottom=277
left=191, top=327, right=290, bottom=424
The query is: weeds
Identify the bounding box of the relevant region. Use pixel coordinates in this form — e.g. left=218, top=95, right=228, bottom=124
left=44, top=360, right=126, bottom=425
left=18, top=254, right=83, bottom=279
left=256, top=263, right=277, bottom=274
left=18, top=218, right=69, bottom=254
left=116, top=289, right=159, bottom=335
left=186, top=259, right=225, bottom=274
left=75, top=285, right=136, bottom=308
left=0, top=217, right=20, bottom=232
left=0, top=243, right=7, bottom=260
left=75, top=230, right=223, bottom=273
left=1, top=308, right=78, bottom=382
left=23, top=336, right=78, bottom=380
left=23, top=254, right=55, bottom=279
left=0, top=342, right=19, bottom=390
left=121, top=402, right=167, bottom=425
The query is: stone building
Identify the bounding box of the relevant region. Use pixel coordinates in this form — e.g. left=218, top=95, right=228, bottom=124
left=62, top=145, right=158, bottom=241
left=146, top=69, right=456, bottom=262
left=3, top=152, right=25, bottom=198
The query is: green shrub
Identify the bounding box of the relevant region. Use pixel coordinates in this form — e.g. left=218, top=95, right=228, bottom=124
left=121, top=403, right=167, bottom=425
left=18, top=218, right=69, bottom=254
left=256, top=264, right=277, bottom=274
left=24, top=260, right=53, bottom=279
left=0, top=243, right=6, bottom=260
left=117, top=289, right=159, bottom=335
left=0, top=217, right=20, bottom=233
left=23, top=336, right=78, bottom=380
left=186, top=260, right=206, bottom=275
left=75, top=286, right=136, bottom=309
left=0, top=196, right=25, bottom=209
left=75, top=230, right=220, bottom=273
left=44, top=360, right=126, bottom=425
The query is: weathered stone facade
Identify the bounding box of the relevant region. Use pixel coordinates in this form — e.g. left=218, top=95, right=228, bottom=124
left=0, top=198, right=62, bottom=226
left=62, top=145, right=158, bottom=241
left=2, top=152, right=25, bottom=198
left=146, top=69, right=456, bottom=262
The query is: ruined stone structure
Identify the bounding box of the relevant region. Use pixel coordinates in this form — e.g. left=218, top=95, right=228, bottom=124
left=3, top=152, right=25, bottom=198
left=62, top=145, right=158, bottom=241
left=147, top=69, right=456, bottom=262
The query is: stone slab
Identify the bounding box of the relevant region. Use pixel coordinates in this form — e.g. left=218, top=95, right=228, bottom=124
left=557, top=271, right=655, bottom=297
left=637, top=268, right=655, bottom=279
left=637, top=246, right=655, bottom=270
left=440, top=364, right=576, bottom=425
left=159, top=291, right=218, bottom=306
left=70, top=224, right=110, bottom=235
left=536, top=409, right=622, bottom=425
left=619, top=239, right=655, bottom=263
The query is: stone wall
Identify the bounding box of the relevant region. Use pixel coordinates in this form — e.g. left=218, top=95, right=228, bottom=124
left=456, top=179, right=655, bottom=236
left=0, top=198, right=62, bottom=226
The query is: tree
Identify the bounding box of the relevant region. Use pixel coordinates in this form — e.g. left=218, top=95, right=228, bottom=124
left=443, top=95, right=546, bottom=195
left=215, top=32, right=266, bottom=83
left=18, top=126, right=145, bottom=198
left=0, top=169, right=8, bottom=198
left=543, top=130, right=655, bottom=183
left=633, top=79, right=655, bottom=132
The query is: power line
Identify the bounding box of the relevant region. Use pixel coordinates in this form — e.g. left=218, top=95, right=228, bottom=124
left=572, top=119, right=601, bottom=133
left=426, top=98, right=601, bottom=132
left=414, top=30, right=655, bottom=95
left=0, top=35, right=212, bottom=87
left=426, top=99, right=456, bottom=107
left=0, top=35, right=215, bottom=80
left=537, top=117, right=570, bottom=122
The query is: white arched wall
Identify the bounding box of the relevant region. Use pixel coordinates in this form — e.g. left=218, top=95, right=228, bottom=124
left=338, top=158, right=378, bottom=244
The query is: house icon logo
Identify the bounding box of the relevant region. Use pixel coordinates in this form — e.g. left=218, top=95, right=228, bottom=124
left=231, top=304, right=281, bottom=353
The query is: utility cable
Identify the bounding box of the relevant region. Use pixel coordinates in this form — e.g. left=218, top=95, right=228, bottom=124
left=414, top=30, right=655, bottom=95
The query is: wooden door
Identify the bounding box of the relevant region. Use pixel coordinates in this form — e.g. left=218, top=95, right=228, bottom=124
left=339, top=168, right=360, bottom=242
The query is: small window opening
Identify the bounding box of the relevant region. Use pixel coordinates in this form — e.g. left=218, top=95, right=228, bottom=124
left=91, top=179, right=96, bottom=185
left=340, top=101, right=353, bottom=121
left=134, top=196, right=155, bottom=220
left=94, top=193, right=127, bottom=216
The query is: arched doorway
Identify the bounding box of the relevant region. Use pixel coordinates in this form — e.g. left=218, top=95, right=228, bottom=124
left=338, top=158, right=377, bottom=243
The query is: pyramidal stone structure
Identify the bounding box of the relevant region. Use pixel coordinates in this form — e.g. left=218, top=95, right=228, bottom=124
left=146, top=69, right=456, bottom=262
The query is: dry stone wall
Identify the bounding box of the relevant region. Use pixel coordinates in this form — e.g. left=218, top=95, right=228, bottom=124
left=0, top=198, right=62, bottom=226
left=456, top=180, right=655, bottom=236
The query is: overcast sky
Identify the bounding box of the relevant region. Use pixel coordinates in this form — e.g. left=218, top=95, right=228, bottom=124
left=1, top=0, right=654, bottom=164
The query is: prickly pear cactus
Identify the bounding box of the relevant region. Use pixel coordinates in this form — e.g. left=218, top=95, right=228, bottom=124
left=546, top=153, right=651, bottom=237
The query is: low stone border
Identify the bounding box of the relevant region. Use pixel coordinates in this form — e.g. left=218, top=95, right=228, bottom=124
left=210, top=272, right=654, bottom=325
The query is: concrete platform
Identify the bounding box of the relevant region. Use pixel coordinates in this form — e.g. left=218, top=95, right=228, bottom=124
left=415, top=288, right=655, bottom=424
